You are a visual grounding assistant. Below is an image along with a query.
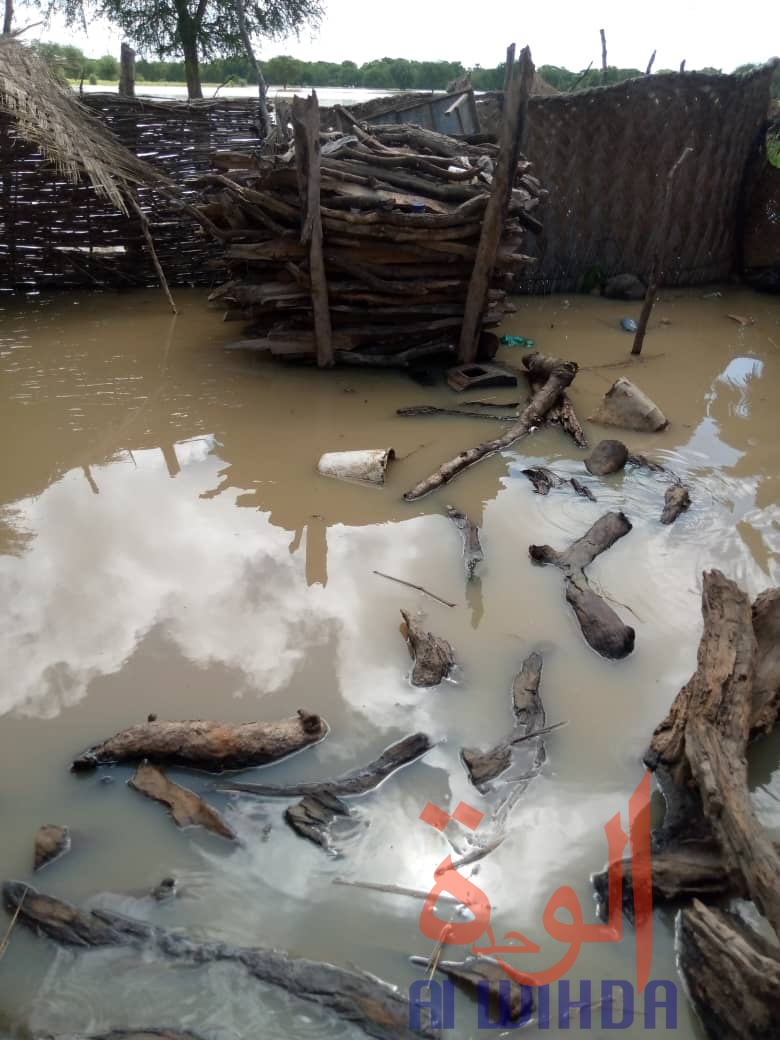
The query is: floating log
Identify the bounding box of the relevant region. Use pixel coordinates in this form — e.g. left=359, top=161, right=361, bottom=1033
left=661, top=483, right=691, bottom=524
left=286, top=791, right=351, bottom=850
left=220, top=733, right=432, bottom=798
left=529, top=512, right=635, bottom=659
left=403, top=352, right=578, bottom=500
left=397, top=405, right=515, bottom=422
left=446, top=506, right=484, bottom=579
left=34, top=825, right=70, bottom=872
left=521, top=466, right=563, bottom=494
left=462, top=652, right=546, bottom=789
left=2, top=883, right=433, bottom=1040
left=72, top=710, right=328, bottom=772
left=678, top=900, right=780, bottom=1040
left=410, top=954, right=532, bottom=1023
left=400, top=610, right=454, bottom=687
left=128, top=761, right=235, bottom=840
left=570, top=477, right=597, bottom=502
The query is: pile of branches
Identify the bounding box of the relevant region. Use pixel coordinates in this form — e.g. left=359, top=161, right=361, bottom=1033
left=193, top=76, right=544, bottom=368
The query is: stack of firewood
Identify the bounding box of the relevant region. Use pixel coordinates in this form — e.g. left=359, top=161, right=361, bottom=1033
left=194, top=91, right=545, bottom=368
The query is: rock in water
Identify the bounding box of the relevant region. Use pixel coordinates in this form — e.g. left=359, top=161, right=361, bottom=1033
left=589, top=378, right=668, bottom=432
left=34, top=824, right=70, bottom=871
left=585, top=439, right=629, bottom=476
left=604, top=274, right=647, bottom=300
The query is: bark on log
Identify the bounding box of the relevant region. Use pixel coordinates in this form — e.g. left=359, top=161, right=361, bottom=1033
left=34, top=825, right=70, bottom=871
left=645, top=571, right=780, bottom=938
left=403, top=353, right=577, bottom=500
left=400, top=610, right=454, bottom=687
left=128, top=761, right=235, bottom=840
left=678, top=900, right=780, bottom=1040
left=219, top=733, right=432, bottom=798
left=752, top=588, right=780, bottom=736
left=446, top=506, right=483, bottom=580
left=409, top=954, right=532, bottom=1023
left=462, top=652, right=545, bottom=789
left=660, top=483, right=691, bottom=524
left=458, top=46, right=533, bottom=363
left=529, top=512, right=635, bottom=659
left=72, top=710, right=328, bottom=772
left=2, top=883, right=434, bottom=1040
left=292, top=93, right=333, bottom=367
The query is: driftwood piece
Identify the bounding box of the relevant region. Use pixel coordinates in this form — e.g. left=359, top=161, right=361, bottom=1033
left=526, top=370, right=587, bottom=448
left=285, top=791, right=351, bottom=850
left=521, top=467, right=563, bottom=494
left=34, top=825, right=70, bottom=871
left=632, top=146, right=693, bottom=356
left=462, top=652, right=545, bottom=789
left=678, top=900, right=780, bottom=1040
left=397, top=405, right=516, bottom=422
left=2, top=883, right=433, bottom=1040
left=292, top=93, right=333, bottom=367
left=446, top=506, right=484, bottom=579
left=459, top=46, right=534, bottom=363
left=128, top=761, right=235, bottom=840
left=584, top=439, right=628, bottom=476
left=409, top=955, right=532, bottom=1023
left=661, top=483, right=691, bottom=524
left=373, top=571, right=455, bottom=608
left=529, top=512, right=635, bottom=659
left=752, top=588, right=780, bottom=736
left=570, top=478, right=597, bottom=502
left=400, top=610, right=454, bottom=687
left=44, top=1033, right=203, bottom=1040
left=403, top=353, right=577, bottom=500
left=72, top=710, right=328, bottom=772
left=220, top=733, right=432, bottom=798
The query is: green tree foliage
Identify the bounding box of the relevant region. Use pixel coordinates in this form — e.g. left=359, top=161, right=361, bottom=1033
left=34, top=0, right=323, bottom=98
left=94, top=53, right=119, bottom=79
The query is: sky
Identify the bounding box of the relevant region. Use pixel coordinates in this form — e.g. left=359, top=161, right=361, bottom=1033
left=24, top=0, right=779, bottom=72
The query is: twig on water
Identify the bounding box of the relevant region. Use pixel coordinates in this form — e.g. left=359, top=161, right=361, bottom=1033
left=332, top=878, right=459, bottom=903
left=509, top=719, right=569, bottom=745
left=0, top=885, right=26, bottom=961
left=373, top=570, right=456, bottom=608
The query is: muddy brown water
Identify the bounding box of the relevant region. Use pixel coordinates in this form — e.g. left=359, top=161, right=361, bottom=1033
left=0, top=287, right=778, bottom=1038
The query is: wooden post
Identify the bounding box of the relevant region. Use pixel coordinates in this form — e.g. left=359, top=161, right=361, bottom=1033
left=679, top=59, right=686, bottom=73
left=2, top=0, right=13, bottom=35
left=600, top=29, right=608, bottom=84
left=457, top=46, right=533, bottom=364
left=292, top=92, right=333, bottom=368
left=631, top=146, right=693, bottom=356
left=119, top=42, right=135, bottom=97
left=645, top=50, right=656, bottom=75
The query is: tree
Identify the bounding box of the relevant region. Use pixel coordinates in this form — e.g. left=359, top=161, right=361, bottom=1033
left=264, top=53, right=299, bottom=87
left=37, top=0, right=323, bottom=99
left=94, top=53, right=119, bottom=79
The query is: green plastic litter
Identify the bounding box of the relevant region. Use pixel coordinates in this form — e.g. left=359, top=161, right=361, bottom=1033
left=500, top=334, right=535, bottom=347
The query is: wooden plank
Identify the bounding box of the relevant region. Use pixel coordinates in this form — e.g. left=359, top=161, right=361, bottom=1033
left=457, top=46, right=534, bottom=363
left=292, top=92, right=333, bottom=367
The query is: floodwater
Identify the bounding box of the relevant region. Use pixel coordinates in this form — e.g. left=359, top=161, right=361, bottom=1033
left=0, top=286, right=778, bottom=1039
left=77, top=84, right=414, bottom=104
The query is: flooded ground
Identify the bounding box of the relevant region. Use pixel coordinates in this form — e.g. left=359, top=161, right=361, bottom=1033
left=0, top=286, right=778, bottom=1038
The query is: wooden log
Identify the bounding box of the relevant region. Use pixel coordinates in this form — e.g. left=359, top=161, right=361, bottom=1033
left=462, top=652, right=545, bottom=789
left=219, top=733, right=432, bottom=798
left=397, top=405, right=515, bottom=421
left=529, top=512, right=635, bottom=659
left=458, top=46, right=534, bottom=363
left=285, top=791, right=351, bottom=850
left=631, top=146, right=693, bottom=356
left=71, top=710, right=328, bottom=772
left=600, top=29, right=608, bottom=83
left=527, top=370, right=588, bottom=447
left=446, top=506, right=484, bottom=579
left=400, top=610, right=454, bottom=687
left=752, top=588, right=780, bottom=737
left=119, top=43, right=135, bottom=98
left=2, top=883, right=434, bottom=1040
left=128, top=761, right=235, bottom=840
left=292, top=93, right=332, bottom=367
left=410, top=954, right=532, bottom=1023
left=403, top=352, right=577, bottom=501
left=661, top=483, right=691, bottom=524
left=678, top=900, right=780, bottom=1040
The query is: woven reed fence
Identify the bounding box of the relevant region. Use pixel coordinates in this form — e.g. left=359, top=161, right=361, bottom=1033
left=514, top=65, right=776, bottom=292
left=0, top=68, right=775, bottom=293
left=0, top=93, right=265, bottom=291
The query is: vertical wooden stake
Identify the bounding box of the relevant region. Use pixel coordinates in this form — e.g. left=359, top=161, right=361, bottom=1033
left=600, top=29, right=608, bottom=84
left=631, top=146, right=693, bottom=356
left=645, top=50, right=656, bottom=75
left=458, top=45, right=533, bottom=364
left=119, top=43, right=135, bottom=97
left=292, top=92, right=333, bottom=368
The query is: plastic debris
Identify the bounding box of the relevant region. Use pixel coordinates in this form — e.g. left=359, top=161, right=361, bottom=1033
left=500, top=334, right=535, bottom=347
left=620, top=317, right=638, bottom=333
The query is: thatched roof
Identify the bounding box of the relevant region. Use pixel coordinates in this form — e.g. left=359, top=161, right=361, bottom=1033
left=0, top=37, right=171, bottom=212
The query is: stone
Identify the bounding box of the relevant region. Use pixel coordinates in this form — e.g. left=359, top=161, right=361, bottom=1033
left=585, top=439, right=629, bottom=476
left=589, top=378, right=668, bottom=432
left=34, top=824, right=70, bottom=871
left=604, top=273, right=646, bottom=300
